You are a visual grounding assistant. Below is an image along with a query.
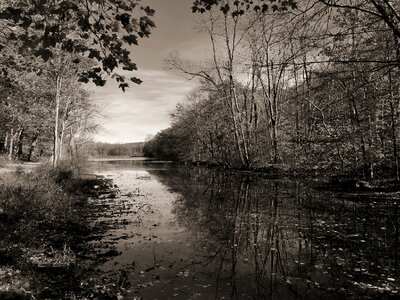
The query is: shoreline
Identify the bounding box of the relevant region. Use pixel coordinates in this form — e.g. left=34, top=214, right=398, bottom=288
left=2, top=159, right=400, bottom=298
left=86, top=156, right=400, bottom=192
left=0, top=163, right=123, bottom=299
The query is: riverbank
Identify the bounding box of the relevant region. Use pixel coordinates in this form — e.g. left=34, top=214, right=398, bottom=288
left=3, top=158, right=399, bottom=299
left=89, top=155, right=400, bottom=193
left=0, top=162, right=123, bottom=299
left=170, top=160, right=400, bottom=193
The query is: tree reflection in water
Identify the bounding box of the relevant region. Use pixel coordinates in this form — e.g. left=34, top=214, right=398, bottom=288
left=149, top=165, right=400, bottom=299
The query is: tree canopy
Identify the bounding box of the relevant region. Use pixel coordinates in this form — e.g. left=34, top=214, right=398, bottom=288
left=0, top=0, right=155, bottom=90
left=148, top=0, right=400, bottom=179
left=192, top=0, right=298, bottom=14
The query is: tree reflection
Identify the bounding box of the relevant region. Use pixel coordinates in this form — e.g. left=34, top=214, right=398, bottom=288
left=149, top=166, right=400, bottom=299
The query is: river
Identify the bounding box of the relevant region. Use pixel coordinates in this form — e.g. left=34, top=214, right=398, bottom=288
left=87, top=158, right=400, bottom=299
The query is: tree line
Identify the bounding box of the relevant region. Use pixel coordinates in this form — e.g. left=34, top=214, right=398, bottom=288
left=0, top=0, right=155, bottom=166
left=89, top=142, right=144, bottom=157
left=0, top=52, right=99, bottom=162
left=144, top=0, right=400, bottom=179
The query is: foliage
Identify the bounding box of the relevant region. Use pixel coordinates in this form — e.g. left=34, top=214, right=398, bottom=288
left=0, top=1, right=156, bottom=166
left=192, top=0, right=298, bottom=14
left=153, top=0, right=400, bottom=179
left=88, top=141, right=145, bottom=157
left=0, top=0, right=155, bottom=88
left=0, top=53, right=101, bottom=163
left=143, top=127, right=187, bottom=161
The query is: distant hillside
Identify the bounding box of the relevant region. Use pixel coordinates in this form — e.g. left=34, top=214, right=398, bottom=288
left=88, top=142, right=145, bottom=157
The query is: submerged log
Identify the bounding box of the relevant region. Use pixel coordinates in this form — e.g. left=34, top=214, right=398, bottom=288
left=356, top=180, right=372, bottom=189
left=329, top=176, right=373, bottom=190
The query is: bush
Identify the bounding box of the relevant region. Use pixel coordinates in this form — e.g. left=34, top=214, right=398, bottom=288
left=0, top=163, right=87, bottom=248
left=0, top=161, right=113, bottom=299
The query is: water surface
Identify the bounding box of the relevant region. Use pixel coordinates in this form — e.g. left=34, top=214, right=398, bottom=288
left=88, top=158, right=400, bottom=299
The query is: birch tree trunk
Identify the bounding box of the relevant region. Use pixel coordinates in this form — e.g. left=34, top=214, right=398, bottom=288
left=16, top=128, right=24, bottom=160
left=53, top=74, right=62, bottom=167
left=4, top=132, right=8, bottom=153
left=8, top=128, right=13, bottom=161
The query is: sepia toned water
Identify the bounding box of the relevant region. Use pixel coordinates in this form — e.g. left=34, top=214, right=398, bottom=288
left=88, top=158, right=400, bottom=299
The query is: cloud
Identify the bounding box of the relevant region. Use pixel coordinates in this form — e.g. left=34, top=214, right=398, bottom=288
left=91, top=0, right=210, bottom=143
left=92, top=69, right=197, bottom=143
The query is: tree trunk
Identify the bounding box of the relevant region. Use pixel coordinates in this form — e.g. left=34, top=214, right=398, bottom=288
left=53, top=74, right=62, bottom=167
left=16, top=128, right=24, bottom=160
left=27, top=133, right=39, bottom=162
left=349, top=95, right=369, bottom=177
left=59, top=119, right=66, bottom=161
left=69, top=128, right=76, bottom=160
left=3, top=132, right=8, bottom=153
left=271, top=118, right=279, bottom=163
left=227, top=86, right=247, bottom=168
left=389, top=68, right=400, bottom=180
left=59, top=97, right=72, bottom=161
left=8, top=128, right=13, bottom=161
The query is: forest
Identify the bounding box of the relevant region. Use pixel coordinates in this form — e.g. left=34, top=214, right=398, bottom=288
left=0, top=0, right=155, bottom=166
left=89, top=142, right=145, bottom=157
left=1, top=1, right=400, bottom=299
left=144, top=0, right=400, bottom=179
left=0, top=1, right=156, bottom=298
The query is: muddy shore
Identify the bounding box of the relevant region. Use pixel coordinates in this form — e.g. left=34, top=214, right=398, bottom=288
left=0, top=163, right=129, bottom=299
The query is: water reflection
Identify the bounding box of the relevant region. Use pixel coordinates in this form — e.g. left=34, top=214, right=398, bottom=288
left=88, top=157, right=172, bottom=171
left=88, top=160, right=400, bottom=299
left=147, top=166, right=400, bottom=299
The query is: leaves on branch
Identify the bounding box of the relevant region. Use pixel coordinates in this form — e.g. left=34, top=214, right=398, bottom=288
left=143, top=6, right=156, bottom=17
left=78, top=17, right=91, bottom=32
left=139, top=16, right=155, bottom=38
left=130, top=77, right=143, bottom=85
left=221, top=4, right=230, bottom=14
left=123, top=35, right=138, bottom=45
left=103, top=55, right=118, bottom=73
left=0, top=0, right=156, bottom=90
left=35, top=49, right=53, bottom=62
left=122, top=61, right=137, bottom=71
left=79, top=67, right=106, bottom=86
left=88, top=49, right=102, bottom=61
left=116, top=13, right=131, bottom=27
left=0, top=7, right=23, bottom=23
left=119, top=82, right=129, bottom=92
left=192, top=0, right=297, bottom=15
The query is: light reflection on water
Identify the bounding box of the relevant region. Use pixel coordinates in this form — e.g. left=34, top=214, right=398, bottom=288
left=88, top=159, right=400, bottom=299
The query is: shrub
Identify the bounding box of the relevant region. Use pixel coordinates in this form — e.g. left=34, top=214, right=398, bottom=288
left=0, top=163, right=87, bottom=248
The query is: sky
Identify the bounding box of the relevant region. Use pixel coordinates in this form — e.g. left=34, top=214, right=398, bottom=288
left=92, top=0, right=210, bottom=143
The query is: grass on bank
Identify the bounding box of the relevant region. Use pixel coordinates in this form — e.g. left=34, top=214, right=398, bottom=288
left=0, top=160, right=110, bottom=298
left=0, top=161, right=94, bottom=245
